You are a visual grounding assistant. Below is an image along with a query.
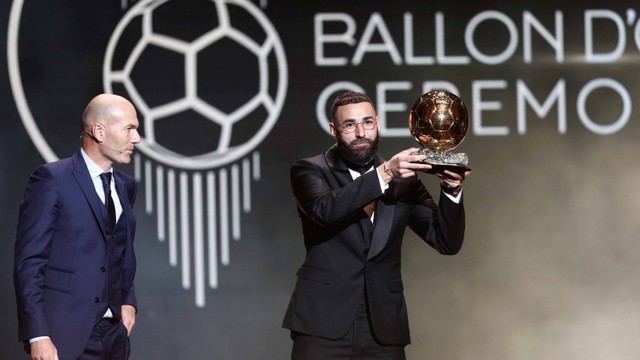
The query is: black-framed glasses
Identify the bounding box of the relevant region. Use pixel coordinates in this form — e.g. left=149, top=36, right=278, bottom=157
left=336, top=118, right=377, bottom=133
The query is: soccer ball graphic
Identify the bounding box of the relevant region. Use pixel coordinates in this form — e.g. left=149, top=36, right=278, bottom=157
left=408, top=90, right=469, bottom=152
left=103, top=0, right=288, bottom=169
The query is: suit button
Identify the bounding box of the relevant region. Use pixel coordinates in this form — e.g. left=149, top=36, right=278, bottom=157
left=94, top=297, right=100, bottom=303
left=100, top=267, right=106, bottom=272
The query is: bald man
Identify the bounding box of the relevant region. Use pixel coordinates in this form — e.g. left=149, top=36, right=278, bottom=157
left=14, top=94, right=141, bottom=360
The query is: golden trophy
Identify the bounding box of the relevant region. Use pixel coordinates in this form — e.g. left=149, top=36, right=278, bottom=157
left=409, top=90, right=470, bottom=174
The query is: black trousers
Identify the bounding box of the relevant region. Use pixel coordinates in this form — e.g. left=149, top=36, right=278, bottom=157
left=79, top=318, right=130, bottom=360
left=291, top=303, right=406, bottom=360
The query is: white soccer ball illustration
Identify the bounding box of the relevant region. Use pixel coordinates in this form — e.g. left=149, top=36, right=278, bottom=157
left=104, top=0, right=288, bottom=169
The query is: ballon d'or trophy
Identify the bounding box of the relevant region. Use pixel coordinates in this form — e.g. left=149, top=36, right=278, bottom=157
left=409, top=90, right=471, bottom=174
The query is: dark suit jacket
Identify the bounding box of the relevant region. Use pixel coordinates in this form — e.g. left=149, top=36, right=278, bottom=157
left=14, top=150, right=138, bottom=360
left=282, top=145, right=465, bottom=346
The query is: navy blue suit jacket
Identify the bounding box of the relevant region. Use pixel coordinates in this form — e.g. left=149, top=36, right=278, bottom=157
left=14, top=150, right=137, bottom=359
left=282, top=145, right=465, bottom=345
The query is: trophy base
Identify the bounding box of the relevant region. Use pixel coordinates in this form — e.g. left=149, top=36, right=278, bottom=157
left=413, top=148, right=470, bottom=174
left=422, top=162, right=471, bottom=174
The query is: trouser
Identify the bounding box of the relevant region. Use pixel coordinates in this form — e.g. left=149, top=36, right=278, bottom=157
left=79, top=318, right=130, bottom=360
left=291, top=303, right=406, bottom=360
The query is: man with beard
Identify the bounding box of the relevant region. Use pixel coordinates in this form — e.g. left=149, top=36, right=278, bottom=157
left=282, top=91, right=469, bottom=360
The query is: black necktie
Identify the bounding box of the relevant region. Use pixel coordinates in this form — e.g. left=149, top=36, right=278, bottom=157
left=99, top=172, right=116, bottom=227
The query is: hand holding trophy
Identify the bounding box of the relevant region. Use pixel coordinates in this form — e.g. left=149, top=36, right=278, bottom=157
left=409, top=90, right=471, bottom=174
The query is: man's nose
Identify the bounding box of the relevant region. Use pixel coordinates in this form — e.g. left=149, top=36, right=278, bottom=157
left=354, top=123, right=366, bottom=137
left=131, top=129, right=141, bottom=144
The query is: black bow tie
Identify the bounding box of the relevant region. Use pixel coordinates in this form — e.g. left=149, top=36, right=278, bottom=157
left=345, top=160, right=374, bottom=175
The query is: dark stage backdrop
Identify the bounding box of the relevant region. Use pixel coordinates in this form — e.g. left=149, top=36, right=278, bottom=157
left=2, top=1, right=640, bottom=359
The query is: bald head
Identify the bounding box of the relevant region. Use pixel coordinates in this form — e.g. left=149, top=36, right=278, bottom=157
left=82, top=94, right=134, bottom=133
left=80, top=94, right=140, bottom=170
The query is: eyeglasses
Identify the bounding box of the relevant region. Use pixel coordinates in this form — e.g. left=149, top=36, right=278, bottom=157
left=335, top=118, right=377, bottom=133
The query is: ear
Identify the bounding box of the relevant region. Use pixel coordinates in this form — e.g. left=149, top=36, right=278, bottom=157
left=92, top=123, right=106, bottom=143
left=329, top=121, right=337, bottom=139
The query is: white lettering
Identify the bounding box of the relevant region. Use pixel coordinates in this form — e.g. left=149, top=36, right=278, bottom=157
left=314, top=13, right=356, bottom=66
left=466, top=11, right=519, bottom=65
left=316, top=78, right=634, bottom=137
left=404, top=12, right=435, bottom=65
left=523, top=11, right=564, bottom=63
left=316, top=81, right=366, bottom=134
left=473, top=80, right=509, bottom=135
left=516, top=79, right=567, bottom=134
left=634, top=11, right=640, bottom=52
left=352, top=13, right=402, bottom=65
left=584, top=9, right=625, bottom=63
left=376, top=81, right=413, bottom=137
left=436, top=12, right=470, bottom=65
left=577, top=78, right=630, bottom=134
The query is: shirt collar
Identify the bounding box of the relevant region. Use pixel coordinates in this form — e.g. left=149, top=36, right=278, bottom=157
left=80, top=148, right=112, bottom=179
left=348, top=165, right=373, bottom=180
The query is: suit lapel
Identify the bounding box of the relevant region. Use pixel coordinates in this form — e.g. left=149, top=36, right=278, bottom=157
left=326, top=146, right=395, bottom=258
left=367, top=199, right=394, bottom=260
left=71, top=151, right=110, bottom=240
left=367, top=154, right=395, bottom=260
left=324, top=145, right=373, bottom=248
left=324, top=145, right=353, bottom=188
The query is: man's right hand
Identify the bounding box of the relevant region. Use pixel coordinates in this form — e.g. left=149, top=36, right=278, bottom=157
left=29, top=338, right=58, bottom=360
left=381, top=147, right=432, bottom=180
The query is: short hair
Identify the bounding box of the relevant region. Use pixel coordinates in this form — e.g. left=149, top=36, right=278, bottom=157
left=331, top=91, right=374, bottom=124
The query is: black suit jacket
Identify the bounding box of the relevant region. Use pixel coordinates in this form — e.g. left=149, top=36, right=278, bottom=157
left=282, top=145, right=465, bottom=345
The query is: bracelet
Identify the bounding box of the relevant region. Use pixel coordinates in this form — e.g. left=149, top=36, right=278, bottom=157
left=383, top=162, right=393, bottom=177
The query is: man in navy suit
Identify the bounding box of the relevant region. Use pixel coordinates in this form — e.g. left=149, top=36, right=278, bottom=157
left=282, top=91, right=469, bottom=359
left=14, top=94, right=141, bottom=360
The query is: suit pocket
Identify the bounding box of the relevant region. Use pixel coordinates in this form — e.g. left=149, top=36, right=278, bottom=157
left=43, top=266, right=74, bottom=294
left=388, top=278, right=404, bottom=293
left=296, top=265, right=333, bottom=285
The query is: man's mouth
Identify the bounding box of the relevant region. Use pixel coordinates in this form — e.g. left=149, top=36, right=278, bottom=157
left=351, top=139, right=371, bottom=148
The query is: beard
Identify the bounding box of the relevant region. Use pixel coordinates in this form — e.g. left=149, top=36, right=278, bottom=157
left=336, top=133, right=379, bottom=167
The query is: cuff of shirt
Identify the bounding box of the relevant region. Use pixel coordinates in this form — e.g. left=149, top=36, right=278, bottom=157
left=375, top=168, right=390, bottom=192
left=29, top=336, right=50, bottom=344
left=443, top=189, right=463, bottom=203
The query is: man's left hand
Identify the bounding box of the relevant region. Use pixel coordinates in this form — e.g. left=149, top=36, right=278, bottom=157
left=121, top=304, right=137, bottom=336
left=436, top=169, right=470, bottom=196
